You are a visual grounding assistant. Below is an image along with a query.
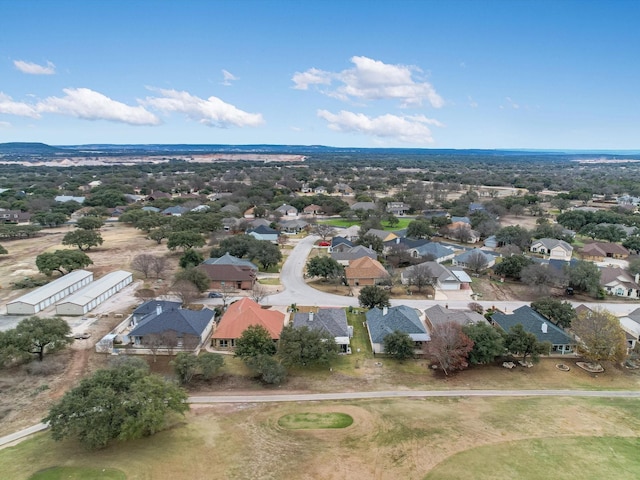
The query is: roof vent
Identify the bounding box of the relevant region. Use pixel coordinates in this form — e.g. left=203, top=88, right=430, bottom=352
left=541, top=322, right=548, bottom=334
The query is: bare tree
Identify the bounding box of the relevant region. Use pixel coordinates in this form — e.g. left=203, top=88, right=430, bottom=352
left=572, top=307, right=627, bottom=367
left=423, top=321, right=474, bottom=376
left=311, top=223, right=336, bottom=241
left=454, top=225, right=473, bottom=244
left=520, top=263, right=554, bottom=296
left=220, top=283, right=236, bottom=309
left=142, top=333, right=165, bottom=363
left=466, top=251, right=489, bottom=273
left=406, top=264, right=435, bottom=293
left=162, top=331, right=179, bottom=356
left=131, top=254, right=155, bottom=278
left=151, top=256, right=168, bottom=279
left=250, top=282, right=269, bottom=304
left=171, top=280, right=201, bottom=305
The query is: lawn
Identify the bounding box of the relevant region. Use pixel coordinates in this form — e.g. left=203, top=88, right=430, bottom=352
left=278, top=412, right=353, bottom=429
left=424, top=436, right=640, bottom=480
left=29, top=467, right=126, bottom=480
left=3, top=397, right=640, bottom=480
left=318, top=217, right=413, bottom=231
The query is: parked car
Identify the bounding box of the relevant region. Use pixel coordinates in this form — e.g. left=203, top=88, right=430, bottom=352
left=74, top=332, right=91, bottom=340
left=208, top=291, right=223, bottom=298
left=318, top=241, right=331, bottom=247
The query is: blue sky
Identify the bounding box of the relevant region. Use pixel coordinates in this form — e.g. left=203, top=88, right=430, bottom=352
left=1, top=0, right=639, bottom=149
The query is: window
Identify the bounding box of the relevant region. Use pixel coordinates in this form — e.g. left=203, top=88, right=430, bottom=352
left=219, top=339, right=228, bottom=348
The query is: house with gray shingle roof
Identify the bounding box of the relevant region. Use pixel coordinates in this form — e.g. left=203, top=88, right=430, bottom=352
left=492, top=305, right=576, bottom=355
left=530, top=238, right=573, bottom=261
left=599, top=267, right=640, bottom=298
left=331, top=245, right=377, bottom=265
left=365, top=305, right=430, bottom=354
left=401, top=261, right=470, bottom=291
left=330, top=236, right=354, bottom=252
left=350, top=201, right=376, bottom=211
left=276, top=203, right=298, bottom=217
left=162, top=205, right=189, bottom=216
left=424, top=305, right=487, bottom=331
left=247, top=225, right=279, bottom=243
left=452, top=248, right=497, bottom=269
left=127, top=304, right=215, bottom=354
left=293, top=309, right=352, bottom=353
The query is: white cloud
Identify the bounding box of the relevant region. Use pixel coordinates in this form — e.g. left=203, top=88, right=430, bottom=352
left=0, top=121, right=11, bottom=128
left=292, top=67, right=334, bottom=90
left=143, top=88, right=264, bottom=128
left=294, top=56, right=443, bottom=108
left=14, top=60, right=56, bottom=75
left=317, top=109, right=443, bottom=144
left=0, top=93, right=40, bottom=118
left=468, top=96, right=478, bottom=108
left=221, top=69, right=238, bottom=86
left=36, top=88, right=160, bottom=125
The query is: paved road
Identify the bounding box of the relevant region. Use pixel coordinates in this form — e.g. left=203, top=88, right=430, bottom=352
left=265, top=234, right=639, bottom=316
left=189, top=389, right=640, bottom=403
left=0, top=422, right=48, bottom=449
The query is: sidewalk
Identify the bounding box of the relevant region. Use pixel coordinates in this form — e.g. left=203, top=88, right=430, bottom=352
left=0, top=422, right=48, bottom=450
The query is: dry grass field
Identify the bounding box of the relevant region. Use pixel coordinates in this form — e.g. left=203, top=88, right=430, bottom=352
left=2, top=396, right=640, bottom=480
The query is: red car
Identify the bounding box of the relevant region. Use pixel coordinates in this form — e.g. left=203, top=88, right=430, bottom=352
left=318, top=241, right=331, bottom=247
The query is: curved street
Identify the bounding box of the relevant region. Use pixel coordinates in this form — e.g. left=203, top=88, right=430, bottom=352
left=266, top=233, right=639, bottom=316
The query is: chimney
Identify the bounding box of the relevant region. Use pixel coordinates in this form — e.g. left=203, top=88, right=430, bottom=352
left=382, top=306, right=388, bottom=316
left=396, top=237, right=400, bottom=244
left=635, top=273, right=639, bottom=284
left=309, top=311, right=314, bottom=322
left=156, top=303, right=162, bottom=316
left=541, top=322, right=548, bottom=334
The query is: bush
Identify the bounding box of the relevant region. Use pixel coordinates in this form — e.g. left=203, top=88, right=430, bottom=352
left=11, top=277, right=49, bottom=289
left=25, top=358, right=66, bottom=376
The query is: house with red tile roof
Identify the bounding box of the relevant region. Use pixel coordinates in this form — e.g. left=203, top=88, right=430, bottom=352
left=211, top=298, right=285, bottom=349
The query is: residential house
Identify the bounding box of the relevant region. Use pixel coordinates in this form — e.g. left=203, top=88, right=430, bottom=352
left=331, top=245, right=377, bottom=266
left=292, top=309, right=352, bottom=353
left=422, top=209, right=450, bottom=220
left=220, top=204, right=241, bottom=215
left=581, top=242, right=630, bottom=261
left=450, top=216, right=471, bottom=225
left=334, top=183, right=354, bottom=196
left=492, top=305, right=576, bottom=355
left=383, top=237, right=455, bottom=262
left=617, top=195, right=640, bottom=207
left=483, top=235, right=498, bottom=249
left=313, top=185, right=327, bottom=194
left=330, top=236, right=354, bottom=252
left=199, top=253, right=258, bottom=290
left=243, top=207, right=256, bottom=219
left=247, top=218, right=271, bottom=229
left=365, top=228, right=398, bottom=243
left=55, top=195, right=85, bottom=204
left=530, top=238, right=573, bottom=261
left=424, top=305, right=487, bottom=330
left=222, top=217, right=241, bottom=232
left=350, top=201, right=376, bottom=212
left=247, top=225, right=279, bottom=243
left=162, top=205, right=189, bottom=216
left=342, top=225, right=361, bottom=241
left=0, top=209, right=31, bottom=223
left=386, top=202, right=410, bottom=216
left=145, top=191, right=171, bottom=201
left=127, top=303, right=216, bottom=354
left=401, top=261, right=471, bottom=291
left=276, top=204, right=298, bottom=217
left=452, top=248, right=497, bottom=269
left=303, top=204, right=324, bottom=215
left=468, top=203, right=487, bottom=214
left=190, top=204, right=210, bottom=213
left=130, top=300, right=182, bottom=327
left=442, top=222, right=481, bottom=243
left=345, top=256, right=390, bottom=286
left=619, top=306, right=640, bottom=350
left=279, top=219, right=308, bottom=234
left=365, top=305, right=430, bottom=354
left=211, top=297, right=284, bottom=349
left=141, top=206, right=161, bottom=213
left=599, top=267, right=640, bottom=298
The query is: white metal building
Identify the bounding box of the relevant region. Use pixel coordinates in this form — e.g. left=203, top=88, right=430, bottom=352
left=55, top=270, right=133, bottom=316
left=7, top=270, right=94, bottom=315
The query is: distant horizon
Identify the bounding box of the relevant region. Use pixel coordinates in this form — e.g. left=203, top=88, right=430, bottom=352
left=2, top=141, right=640, bottom=156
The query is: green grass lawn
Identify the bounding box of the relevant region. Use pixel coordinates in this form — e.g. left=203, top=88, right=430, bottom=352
left=29, top=467, right=126, bottom=480
left=318, top=217, right=413, bottom=231
left=424, top=436, right=640, bottom=480
left=257, top=277, right=280, bottom=285
left=278, top=412, right=353, bottom=429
